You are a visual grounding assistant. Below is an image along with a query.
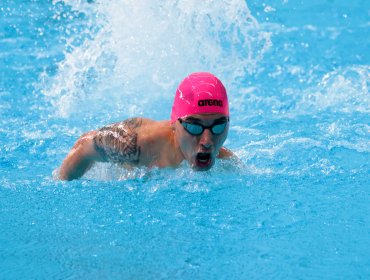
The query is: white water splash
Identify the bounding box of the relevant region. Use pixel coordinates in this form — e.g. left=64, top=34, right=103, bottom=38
left=296, top=65, right=370, bottom=114
left=42, top=0, right=271, bottom=118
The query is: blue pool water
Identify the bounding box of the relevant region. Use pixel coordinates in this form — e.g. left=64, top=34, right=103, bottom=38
left=1, top=0, right=369, bottom=279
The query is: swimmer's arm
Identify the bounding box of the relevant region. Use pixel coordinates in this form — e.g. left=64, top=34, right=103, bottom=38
left=58, top=131, right=103, bottom=181
left=58, top=118, right=143, bottom=181
left=217, top=146, right=236, bottom=159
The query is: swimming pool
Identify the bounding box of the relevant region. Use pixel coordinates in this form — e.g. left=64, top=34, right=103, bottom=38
left=1, top=0, right=369, bottom=278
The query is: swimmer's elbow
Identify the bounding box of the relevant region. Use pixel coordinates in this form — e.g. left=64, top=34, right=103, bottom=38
left=58, top=131, right=101, bottom=181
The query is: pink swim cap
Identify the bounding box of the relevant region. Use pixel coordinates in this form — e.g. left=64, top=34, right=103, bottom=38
left=171, top=72, right=229, bottom=123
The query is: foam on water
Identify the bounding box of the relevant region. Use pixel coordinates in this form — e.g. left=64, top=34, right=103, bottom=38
left=295, top=65, right=370, bottom=114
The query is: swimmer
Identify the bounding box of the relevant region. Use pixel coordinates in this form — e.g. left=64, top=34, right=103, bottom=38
left=58, top=72, right=234, bottom=180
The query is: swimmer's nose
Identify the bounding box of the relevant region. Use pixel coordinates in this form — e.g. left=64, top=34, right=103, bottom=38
left=199, top=128, right=213, bottom=150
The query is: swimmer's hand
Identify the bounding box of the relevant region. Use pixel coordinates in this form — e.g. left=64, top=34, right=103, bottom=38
left=58, top=131, right=102, bottom=181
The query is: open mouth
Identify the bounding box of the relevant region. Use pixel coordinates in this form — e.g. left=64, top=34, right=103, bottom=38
left=195, top=152, right=212, bottom=169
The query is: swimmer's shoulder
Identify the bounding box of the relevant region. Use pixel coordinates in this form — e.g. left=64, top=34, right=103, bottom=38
left=217, top=146, right=234, bottom=159
left=94, top=117, right=156, bottom=132
left=94, top=118, right=170, bottom=138
left=126, top=118, right=169, bottom=129
left=137, top=119, right=172, bottom=143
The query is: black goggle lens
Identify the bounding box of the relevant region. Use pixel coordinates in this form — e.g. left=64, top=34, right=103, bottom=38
left=179, top=119, right=228, bottom=136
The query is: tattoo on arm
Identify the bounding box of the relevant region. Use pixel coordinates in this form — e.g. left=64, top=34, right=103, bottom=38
left=93, top=118, right=142, bottom=164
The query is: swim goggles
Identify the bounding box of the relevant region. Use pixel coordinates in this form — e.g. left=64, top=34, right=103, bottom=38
left=178, top=118, right=229, bottom=136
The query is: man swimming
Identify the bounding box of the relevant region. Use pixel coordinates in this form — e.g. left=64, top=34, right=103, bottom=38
left=58, top=72, right=233, bottom=180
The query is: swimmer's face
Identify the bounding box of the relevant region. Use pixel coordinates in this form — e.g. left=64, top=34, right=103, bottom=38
left=174, top=113, right=229, bottom=171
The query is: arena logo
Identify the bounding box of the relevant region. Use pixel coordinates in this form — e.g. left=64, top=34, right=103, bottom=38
left=198, top=99, right=223, bottom=107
